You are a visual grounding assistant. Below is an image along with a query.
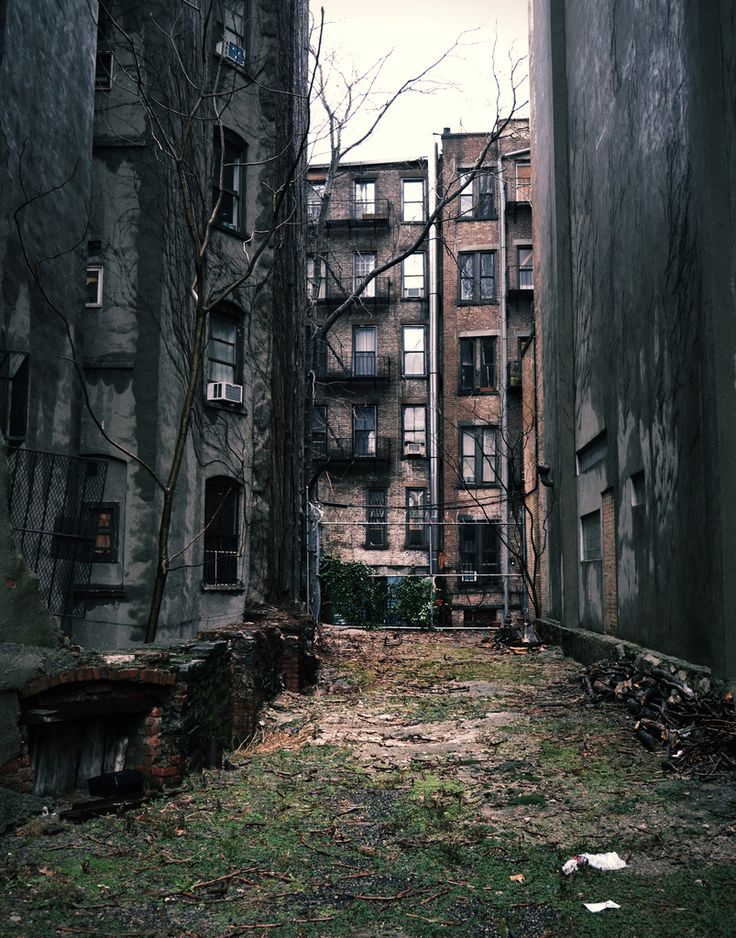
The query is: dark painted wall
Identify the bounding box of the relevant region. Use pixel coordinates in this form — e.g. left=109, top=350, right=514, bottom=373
left=531, top=0, right=736, bottom=678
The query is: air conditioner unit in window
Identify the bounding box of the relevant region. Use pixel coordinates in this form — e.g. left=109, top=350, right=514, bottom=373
left=207, top=381, right=243, bottom=404
left=216, top=40, right=246, bottom=68
left=404, top=442, right=425, bottom=456
left=405, top=287, right=423, bottom=298
left=461, top=570, right=478, bottom=583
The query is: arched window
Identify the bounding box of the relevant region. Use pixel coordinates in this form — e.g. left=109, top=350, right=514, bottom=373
left=203, top=477, right=241, bottom=585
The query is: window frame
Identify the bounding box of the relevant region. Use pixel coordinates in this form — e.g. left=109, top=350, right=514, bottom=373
left=353, top=404, right=377, bottom=457
left=457, top=251, right=496, bottom=305
left=402, top=325, right=427, bottom=378
left=307, top=254, right=326, bottom=300
left=307, top=181, right=325, bottom=223
left=353, top=251, right=376, bottom=297
left=580, top=510, right=602, bottom=562
left=515, top=160, right=532, bottom=201
left=405, top=488, right=428, bottom=549
left=353, top=179, right=376, bottom=219
left=95, top=49, right=113, bottom=91
left=457, top=169, right=496, bottom=220
left=353, top=325, right=377, bottom=377
left=86, top=266, right=104, bottom=308
left=206, top=309, right=242, bottom=394
left=82, top=502, right=119, bottom=564
left=458, top=517, right=500, bottom=588
left=460, top=425, right=498, bottom=486
left=401, top=178, right=425, bottom=222
left=213, top=133, right=246, bottom=233
left=401, top=404, right=427, bottom=457
left=365, top=487, right=388, bottom=549
left=203, top=476, right=242, bottom=587
left=401, top=253, right=426, bottom=299
left=458, top=336, right=497, bottom=394
left=517, top=245, right=533, bottom=290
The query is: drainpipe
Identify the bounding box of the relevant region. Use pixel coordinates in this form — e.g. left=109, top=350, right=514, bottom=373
left=498, top=150, right=509, bottom=620
left=428, top=143, right=440, bottom=580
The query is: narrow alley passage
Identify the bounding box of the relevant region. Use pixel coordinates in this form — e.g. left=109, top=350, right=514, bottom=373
left=2, top=630, right=735, bottom=937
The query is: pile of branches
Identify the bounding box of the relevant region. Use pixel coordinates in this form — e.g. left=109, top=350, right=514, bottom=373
left=583, top=659, right=736, bottom=775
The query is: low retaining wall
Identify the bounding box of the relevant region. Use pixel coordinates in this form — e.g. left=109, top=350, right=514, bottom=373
left=535, top=618, right=712, bottom=692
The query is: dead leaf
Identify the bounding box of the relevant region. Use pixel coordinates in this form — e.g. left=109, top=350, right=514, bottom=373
left=509, top=873, right=525, bottom=883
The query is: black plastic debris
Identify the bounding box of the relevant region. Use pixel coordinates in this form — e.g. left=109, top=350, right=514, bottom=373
left=87, top=769, right=144, bottom=797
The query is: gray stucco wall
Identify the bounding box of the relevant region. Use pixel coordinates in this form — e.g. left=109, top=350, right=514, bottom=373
left=531, top=0, right=736, bottom=678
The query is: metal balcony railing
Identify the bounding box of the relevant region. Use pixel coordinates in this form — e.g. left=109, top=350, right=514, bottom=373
left=313, top=435, right=392, bottom=465
left=308, top=198, right=392, bottom=228
left=319, top=354, right=391, bottom=383
left=309, top=276, right=392, bottom=307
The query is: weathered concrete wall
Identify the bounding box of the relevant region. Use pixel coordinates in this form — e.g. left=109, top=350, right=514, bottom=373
left=530, top=0, right=736, bottom=678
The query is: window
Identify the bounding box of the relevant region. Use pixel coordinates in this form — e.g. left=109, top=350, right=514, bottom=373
left=458, top=251, right=495, bottom=303
left=365, top=488, right=387, bottom=548
left=207, top=311, right=240, bottom=385
left=460, top=426, right=497, bottom=485
left=353, top=405, right=376, bottom=456
left=82, top=503, right=119, bottom=563
left=402, top=326, right=426, bottom=377
left=458, top=170, right=495, bottom=219
left=631, top=470, right=646, bottom=509
left=402, top=179, right=425, bottom=222
left=581, top=510, right=601, bottom=562
left=353, top=251, right=376, bottom=297
left=353, top=180, right=376, bottom=219
left=353, top=326, right=376, bottom=376
left=0, top=352, right=29, bottom=446
left=204, top=477, right=241, bottom=585
left=515, top=160, right=531, bottom=201
left=577, top=430, right=607, bottom=473
left=402, top=405, right=426, bottom=456
left=401, top=254, right=425, bottom=298
left=213, top=134, right=245, bottom=231
left=312, top=405, right=327, bottom=459
left=459, top=519, right=499, bottom=587
left=307, top=181, right=324, bottom=223
left=86, top=266, right=103, bottom=307
left=217, top=0, right=246, bottom=62
left=518, top=246, right=533, bottom=289
left=95, top=49, right=113, bottom=91
left=307, top=255, right=326, bottom=299
left=406, top=489, right=428, bottom=548
left=459, top=336, right=496, bottom=393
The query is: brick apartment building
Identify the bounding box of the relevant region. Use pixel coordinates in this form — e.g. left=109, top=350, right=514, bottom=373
left=307, top=159, right=433, bottom=591
left=310, top=119, right=534, bottom=626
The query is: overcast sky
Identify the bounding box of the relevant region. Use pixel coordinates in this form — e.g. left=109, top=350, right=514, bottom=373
left=308, top=0, right=530, bottom=164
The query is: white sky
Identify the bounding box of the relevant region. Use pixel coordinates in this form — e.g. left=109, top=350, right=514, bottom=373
left=308, top=0, right=530, bottom=164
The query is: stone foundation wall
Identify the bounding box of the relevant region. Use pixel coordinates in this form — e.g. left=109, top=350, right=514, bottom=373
left=0, top=618, right=316, bottom=795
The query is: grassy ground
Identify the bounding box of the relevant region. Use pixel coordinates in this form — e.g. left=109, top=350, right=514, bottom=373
left=1, top=627, right=735, bottom=937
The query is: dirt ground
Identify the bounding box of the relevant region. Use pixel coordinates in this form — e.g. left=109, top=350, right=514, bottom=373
left=2, top=627, right=735, bottom=937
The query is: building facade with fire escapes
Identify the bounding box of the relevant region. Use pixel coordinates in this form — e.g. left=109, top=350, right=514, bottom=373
left=310, top=119, right=533, bottom=625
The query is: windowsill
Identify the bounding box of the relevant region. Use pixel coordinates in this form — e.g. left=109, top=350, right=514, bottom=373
left=73, top=585, right=126, bottom=599
left=212, top=50, right=253, bottom=81
left=401, top=454, right=428, bottom=461
left=404, top=544, right=428, bottom=551
left=455, top=214, right=498, bottom=222
left=401, top=374, right=428, bottom=380
left=456, top=483, right=500, bottom=490
left=364, top=544, right=389, bottom=551
left=212, top=222, right=248, bottom=239
left=204, top=398, right=247, bottom=415
left=457, top=298, right=498, bottom=307
left=401, top=220, right=426, bottom=225
left=201, top=582, right=245, bottom=592
left=400, top=297, right=427, bottom=303
left=457, top=388, right=498, bottom=396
